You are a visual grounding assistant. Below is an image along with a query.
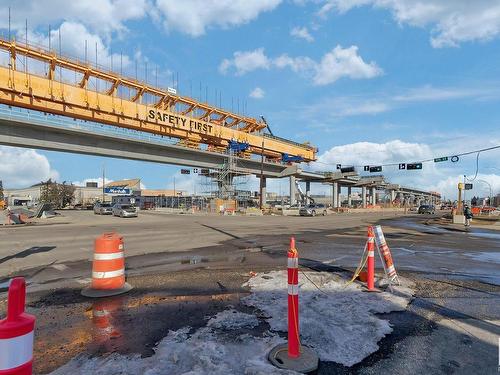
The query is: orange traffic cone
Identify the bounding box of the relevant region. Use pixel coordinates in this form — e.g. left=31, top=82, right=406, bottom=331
left=82, top=233, right=132, bottom=297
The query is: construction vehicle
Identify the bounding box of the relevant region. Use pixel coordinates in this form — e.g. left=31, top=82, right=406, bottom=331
left=0, top=180, right=4, bottom=209
left=295, top=180, right=314, bottom=206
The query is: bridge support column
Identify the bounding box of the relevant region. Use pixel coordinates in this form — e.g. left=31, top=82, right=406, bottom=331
left=371, top=187, right=376, bottom=205
left=260, top=177, right=267, bottom=207
left=332, top=182, right=339, bottom=208
left=390, top=190, right=396, bottom=204
left=306, top=181, right=311, bottom=204
left=362, top=186, right=367, bottom=208
left=289, top=176, right=296, bottom=206
left=347, top=187, right=352, bottom=207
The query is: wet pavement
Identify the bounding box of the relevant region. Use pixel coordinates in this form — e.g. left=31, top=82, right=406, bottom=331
left=0, top=212, right=499, bottom=373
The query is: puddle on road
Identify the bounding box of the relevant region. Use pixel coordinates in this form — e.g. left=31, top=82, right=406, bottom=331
left=468, top=232, right=500, bottom=241
left=33, top=291, right=248, bottom=374
left=464, top=252, right=500, bottom=264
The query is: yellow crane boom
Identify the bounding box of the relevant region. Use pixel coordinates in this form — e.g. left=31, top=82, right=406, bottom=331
left=0, top=38, right=316, bottom=162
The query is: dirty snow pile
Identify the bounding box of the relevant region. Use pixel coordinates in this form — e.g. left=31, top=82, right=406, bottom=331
left=243, top=271, right=413, bottom=366
left=51, top=271, right=413, bottom=374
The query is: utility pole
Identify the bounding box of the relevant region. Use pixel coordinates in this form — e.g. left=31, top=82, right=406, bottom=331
left=102, top=164, right=105, bottom=202
left=259, top=140, right=264, bottom=209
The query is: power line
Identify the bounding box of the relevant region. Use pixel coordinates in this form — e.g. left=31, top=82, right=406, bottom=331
left=314, top=144, right=500, bottom=169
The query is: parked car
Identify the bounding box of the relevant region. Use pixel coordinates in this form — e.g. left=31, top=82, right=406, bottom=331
left=93, top=202, right=113, bottom=215
left=299, top=204, right=328, bottom=217
left=418, top=205, right=435, bottom=214
left=112, top=204, right=138, bottom=218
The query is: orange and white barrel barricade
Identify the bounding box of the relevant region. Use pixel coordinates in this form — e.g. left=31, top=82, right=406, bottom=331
left=82, top=233, right=132, bottom=298
left=367, top=227, right=376, bottom=291
left=268, top=237, right=318, bottom=373
left=0, top=277, right=35, bottom=375
left=373, top=225, right=399, bottom=283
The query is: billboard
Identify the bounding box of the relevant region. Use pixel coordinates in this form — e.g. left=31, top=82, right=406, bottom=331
left=104, top=187, right=131, bottom=195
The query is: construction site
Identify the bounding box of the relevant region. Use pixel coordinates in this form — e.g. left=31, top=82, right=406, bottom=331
left=1, top=4, right=500, bottom=375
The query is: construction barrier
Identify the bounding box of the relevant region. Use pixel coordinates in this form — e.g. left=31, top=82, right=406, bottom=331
left=268, top=237, right=318, bottom=373
left=287, top=237, right=300, bottom=358
left=373, top=225, right=398, bottom=282
left=367, top=227, right=375, bottom=291
left=0, top=277, right=35, bottom=375
left=82, top=233, right=132, bottom=298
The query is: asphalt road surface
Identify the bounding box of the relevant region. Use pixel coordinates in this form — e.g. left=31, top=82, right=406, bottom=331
left=0, top=210, right=498, bottom=374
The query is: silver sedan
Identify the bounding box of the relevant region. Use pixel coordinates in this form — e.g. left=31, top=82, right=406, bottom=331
left=112, top=204, right=138, bottom=218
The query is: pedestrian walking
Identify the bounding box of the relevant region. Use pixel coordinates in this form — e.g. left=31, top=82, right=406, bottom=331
left=463, top=205, right=473, bottom=227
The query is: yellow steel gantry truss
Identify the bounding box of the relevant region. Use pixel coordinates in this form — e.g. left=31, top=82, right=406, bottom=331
left=0, top=38, right=316, bottom=162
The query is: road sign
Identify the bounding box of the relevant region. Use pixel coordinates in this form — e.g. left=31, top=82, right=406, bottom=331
left=451, top=156, right=459, bottom=163
left=407, top=163, right=423, bottom=170
left=464, top=183, right=473, bottom=190
left=398, top=163, right=406, bottom=170
left=434, top=157, right=448, bottom=162
left=369, top=166, right=382, bottom=173
left=364, top=165, right=370, bottom=172
left=340, top=166, right=355, bottom=173
left=181, top=169, right=190, bottom=174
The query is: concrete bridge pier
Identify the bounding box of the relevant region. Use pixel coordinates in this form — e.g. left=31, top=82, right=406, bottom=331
left=362, top=186, right=367, bottom=208
left=289, top=176, right=296, bottom=206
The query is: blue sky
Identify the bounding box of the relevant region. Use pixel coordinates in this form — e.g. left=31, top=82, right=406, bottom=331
left=0, top=1, right=499, bottom=199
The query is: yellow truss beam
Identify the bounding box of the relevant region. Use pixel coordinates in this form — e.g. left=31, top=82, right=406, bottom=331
left=0, top=38, right=316, bottom=161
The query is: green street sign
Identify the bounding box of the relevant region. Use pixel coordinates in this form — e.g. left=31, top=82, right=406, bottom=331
left=434, top=157, right=448, bottom=162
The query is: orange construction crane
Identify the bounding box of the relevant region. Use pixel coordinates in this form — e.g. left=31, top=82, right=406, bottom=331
left=0, top=38, right=316, bottom=162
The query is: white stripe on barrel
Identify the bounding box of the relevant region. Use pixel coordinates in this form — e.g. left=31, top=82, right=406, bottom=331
left=287, top=257, right=298, bottom=268
left=92, top=268, right=124, bottom=279
left=94, top=252, right=124, bottom=261
left=0, top=331, right=34, bottom=371
left=288, top=284, right=298, bottom=295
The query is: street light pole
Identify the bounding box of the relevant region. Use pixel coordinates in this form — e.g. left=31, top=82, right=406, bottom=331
left=476, top=179, right=492, bottom=208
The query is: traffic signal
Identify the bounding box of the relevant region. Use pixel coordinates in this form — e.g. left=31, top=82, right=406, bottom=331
left=399, top=163, right=406, bottom=170
left=369, top=166, right=382, bottom=173
left=434, top=157, right=448, bottom=163
left=364, top=165, right=370, bottom=172
left=406, top=163, right=423, bottom=170
left=181, top=169, right=190, bottom=174
left=340, top=166, right=355, bottom=173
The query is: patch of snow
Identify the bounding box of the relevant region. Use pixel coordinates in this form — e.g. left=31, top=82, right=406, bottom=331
left=51, top=270, right=413, bottom=373
left=243, top=271, right=412, bottom=366
left=51, top=326, right=293, bottom=375
left=206, top=309, right=259, bottom=330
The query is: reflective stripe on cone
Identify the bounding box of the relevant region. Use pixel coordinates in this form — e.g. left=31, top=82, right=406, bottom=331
left=0, top=331, right=33, bottom=371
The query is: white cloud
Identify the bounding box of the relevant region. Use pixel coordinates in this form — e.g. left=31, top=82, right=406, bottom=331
left=154, top=0, right=282, bottom=37
left=249, top=87, right=265, bottom=99
left=220, top=45, right=382, bottom=85
left=28, top=22, right=131, bottom=69
left=319, top=1, right=500, bottom=48
left=0, top=147, right=59, bottom=188
left=72, top=177, right=113, bottom=188
left=311, top=138, right=500, bottom=199
left=291, top=26, right=314, bottom=42
left=312, top=45, right=382, bottom=85
left=219, top=48, right=271, bottom=75
left=0, top=0, right=148, bottom=38
left=392, top=85, right=500, bottom=102
left=432, top=174, right=500, bottom=202
left=315, top=139, right=433, bottom=168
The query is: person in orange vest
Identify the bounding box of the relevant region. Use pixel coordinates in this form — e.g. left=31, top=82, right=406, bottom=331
left=463, top=205, right=473, bottom=227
